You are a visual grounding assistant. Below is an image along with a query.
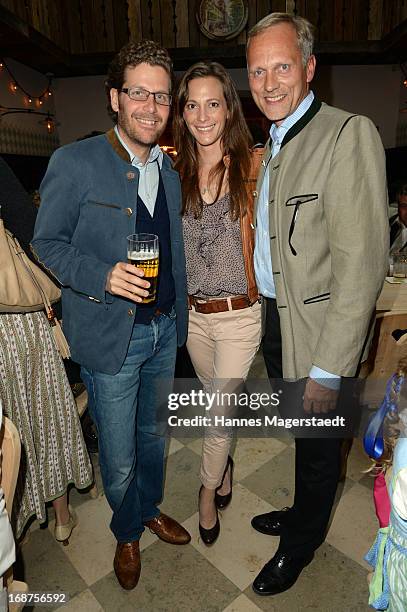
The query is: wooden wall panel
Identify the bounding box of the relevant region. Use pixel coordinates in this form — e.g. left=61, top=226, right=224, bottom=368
left=270, top=0, right=288, bottom=12
left=161, top=0, right=176, bottom=47
left=187, top=0, right=200, bottom=47
left=30, top=0, right=50, bottom=38
left=151, top=0, right=162, bottom=43
left=112, top=0, right=130, bottom=49
left=80, top=0, right=112, bottom=53
left=368, top=0, right=384, bottom=39
left=78, top=0, right=95, bottom=52
left=128, top=0, right=143, bottom=43
left=1, top=0, right=405, bottom=60
left=62, top=0, right=85, bottom=53
left=308, top=0, right=324, bottom=40
left=247, top=0, right=259, bottom=31
left=102, top=0, right=116, bottom=51
left=342, top=0, right=369, bottom=41
left=47, top=0, right=69, bottom=51
left=333, top=0, right=345, bottom=40
left=382, top=0, right=396, bottom=36
left=257, top=0, right=272, bottom=21
left=140, top=0, right=161, bottom=42
left=175, top=0, right=190, bottom=47
left=0, top=0, right=27, bottom=21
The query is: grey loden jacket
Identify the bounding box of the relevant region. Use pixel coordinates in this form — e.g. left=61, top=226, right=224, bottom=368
left=255, top=99, right=389, bottom=379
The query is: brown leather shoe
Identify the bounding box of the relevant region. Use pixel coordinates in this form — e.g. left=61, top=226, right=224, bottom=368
left=113, top=541, right=141, bottom=590
left=144, top=513, right=191, bottom=545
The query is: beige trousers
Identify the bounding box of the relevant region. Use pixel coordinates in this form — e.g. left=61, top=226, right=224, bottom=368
left=187, top=301, right=261, bottom=489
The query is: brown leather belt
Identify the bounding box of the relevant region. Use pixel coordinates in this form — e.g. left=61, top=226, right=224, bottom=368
left=188, top=295, right=254, bottom=314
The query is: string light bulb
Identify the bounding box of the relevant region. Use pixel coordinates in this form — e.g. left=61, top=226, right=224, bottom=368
left=38, top=112, right=56, bottom=133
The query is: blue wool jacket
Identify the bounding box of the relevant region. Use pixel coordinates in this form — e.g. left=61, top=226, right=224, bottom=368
left=32, top=129, right=188, bottom=375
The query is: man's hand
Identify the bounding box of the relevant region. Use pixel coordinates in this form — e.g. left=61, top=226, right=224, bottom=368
left=105, top=262, right=150, bottom=302
left=303, top=378, right=339, bottom=414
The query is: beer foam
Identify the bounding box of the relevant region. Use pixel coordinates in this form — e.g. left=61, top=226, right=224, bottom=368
left=128, top=250, right=158, bottom=260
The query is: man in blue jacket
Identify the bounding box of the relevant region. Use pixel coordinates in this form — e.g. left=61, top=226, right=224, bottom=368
left=32, top=40, right=190, bottom=590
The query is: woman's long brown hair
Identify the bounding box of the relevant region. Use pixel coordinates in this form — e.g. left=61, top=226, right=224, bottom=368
left=173, top=61, right=252, bottom=220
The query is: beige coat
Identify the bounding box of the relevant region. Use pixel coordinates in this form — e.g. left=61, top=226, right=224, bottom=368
left=255, top=102, right=389, bottom=379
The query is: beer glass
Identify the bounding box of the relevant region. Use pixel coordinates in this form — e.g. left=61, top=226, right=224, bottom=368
left=393, top=252, right=407, bottom=281
left=127, top=233, right=159, bottom=303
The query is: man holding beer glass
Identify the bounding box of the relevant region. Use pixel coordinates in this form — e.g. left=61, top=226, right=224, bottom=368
left=32, top=40, right=190, bottom=590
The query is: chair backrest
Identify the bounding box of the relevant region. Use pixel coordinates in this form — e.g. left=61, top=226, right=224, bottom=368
left=74, top=388, right=88, bottom=418
left=0, top=417, right=21, bottom=514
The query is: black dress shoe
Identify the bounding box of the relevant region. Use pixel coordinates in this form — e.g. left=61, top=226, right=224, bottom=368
left=199, top=515, right=220, bottom=546
left=251, top=507, right=290, bottom=536
left=215, top=456, right=234, bottom=510
left=253, top=551, right=314, bottom=596
left=199, top=486, right=220, bottom=545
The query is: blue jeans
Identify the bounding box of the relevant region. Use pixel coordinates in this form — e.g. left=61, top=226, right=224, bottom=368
left=81, top=310, right=176, bottom=543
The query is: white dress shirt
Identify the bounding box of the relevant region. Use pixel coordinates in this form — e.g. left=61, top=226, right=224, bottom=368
left=114, top=126, right=163, bottom=216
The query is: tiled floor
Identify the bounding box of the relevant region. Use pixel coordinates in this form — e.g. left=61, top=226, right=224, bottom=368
left=14, top=353, right=377, bottom=612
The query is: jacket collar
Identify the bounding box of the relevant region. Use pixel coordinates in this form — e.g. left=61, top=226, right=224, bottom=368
left=105, top=128, right=132, bottom=163
left=256, top=99, right=322, bottom=192
left=280, top=97, right=322, bottom=151
left=105, top=127, right=176, bottom=177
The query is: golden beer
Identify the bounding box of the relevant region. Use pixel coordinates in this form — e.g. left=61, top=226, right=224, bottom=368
left=127, top=251, right=159, bottom=303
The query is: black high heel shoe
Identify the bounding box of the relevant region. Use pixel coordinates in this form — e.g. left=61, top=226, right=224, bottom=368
left=215, top=456, right=234, bottom=510
left=198, top=486, right=220, bottom=546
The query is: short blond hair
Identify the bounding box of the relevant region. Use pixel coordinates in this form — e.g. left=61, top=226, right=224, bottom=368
left=248, top=12, right=315, bottom=66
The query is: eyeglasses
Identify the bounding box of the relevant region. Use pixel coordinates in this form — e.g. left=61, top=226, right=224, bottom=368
left=120, top=87, right=172, bottom=106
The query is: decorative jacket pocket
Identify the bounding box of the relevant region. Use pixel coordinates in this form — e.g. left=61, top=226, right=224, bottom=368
left=285, top=194, right=318, bottom=256
left=303, top=292, right=330, bottom=305
left=87, top=200, right=121, bottom=210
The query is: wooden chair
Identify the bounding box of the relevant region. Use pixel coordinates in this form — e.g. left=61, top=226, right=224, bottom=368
left=0, top=418, right=20, bottom=515
left=0, top=417, right=28, bottom=611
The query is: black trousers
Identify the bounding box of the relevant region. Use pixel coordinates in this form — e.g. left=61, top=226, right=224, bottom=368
left=262, top=297, right=343, bottom=557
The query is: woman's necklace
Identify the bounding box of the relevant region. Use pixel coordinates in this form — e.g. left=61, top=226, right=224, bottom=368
left=200, top=185, right=214, bottom=198
left=200, top=173, right=227, bottom=200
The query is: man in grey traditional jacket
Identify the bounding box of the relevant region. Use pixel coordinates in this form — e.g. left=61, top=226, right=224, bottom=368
left=246, top=12, right=389, bottom=596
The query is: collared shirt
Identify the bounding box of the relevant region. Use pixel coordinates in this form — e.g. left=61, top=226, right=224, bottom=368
left=254, top=91, right=340, bottom=387
left=254, top=91, right=314, bottom=298
left=114, top=125, right=163, bottom=216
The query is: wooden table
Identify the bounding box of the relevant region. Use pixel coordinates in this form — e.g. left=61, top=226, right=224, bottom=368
left=376, top=279, right=407, bottom=313
left=367, top=280, right=407, bottom=381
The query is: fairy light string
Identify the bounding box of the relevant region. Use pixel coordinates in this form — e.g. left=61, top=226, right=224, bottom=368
left=0, top=58, right=57, bottom=132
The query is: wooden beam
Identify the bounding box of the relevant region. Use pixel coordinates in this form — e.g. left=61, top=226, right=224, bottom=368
left=0, top=2, right=405, bottom=77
